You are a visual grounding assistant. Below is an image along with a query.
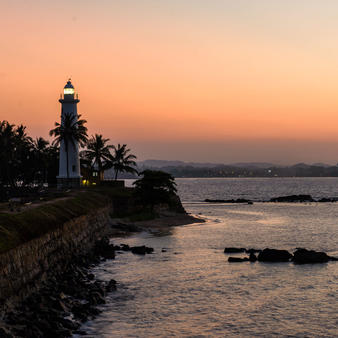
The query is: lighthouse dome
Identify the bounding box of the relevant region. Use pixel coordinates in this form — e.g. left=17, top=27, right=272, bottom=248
left=64, top=79, right=74, bottom=95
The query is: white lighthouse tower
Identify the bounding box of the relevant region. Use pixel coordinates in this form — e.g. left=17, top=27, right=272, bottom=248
left=57, top=79, right=81, bottom=188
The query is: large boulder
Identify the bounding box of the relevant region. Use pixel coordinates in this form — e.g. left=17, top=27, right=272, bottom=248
left=258, top=248, right=292, bottom=262
left=94, top=238, right=115, bottom=259
left=249, top=253, right=257, bottom=262
left=131, top=245, right=154, bottom=255
left=269, top=195, right=314, bottom=203
left=293, top=248, right=331, bottom=264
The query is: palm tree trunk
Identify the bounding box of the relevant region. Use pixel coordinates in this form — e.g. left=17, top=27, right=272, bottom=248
left=114, top=169, right=118, bottom=180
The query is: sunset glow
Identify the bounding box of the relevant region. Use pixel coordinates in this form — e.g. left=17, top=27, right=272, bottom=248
left=2, top=0, right=338, bottom=163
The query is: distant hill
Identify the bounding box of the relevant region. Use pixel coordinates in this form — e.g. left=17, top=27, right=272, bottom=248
left=229, top=162, right=283, bottom=169
left=311, top=162, right=331, bottom=168
left=104, top=160, right=338, bottom=179
left=137, top=160, right=281, bottom=169
left=137, top=160, right=225, bottom=168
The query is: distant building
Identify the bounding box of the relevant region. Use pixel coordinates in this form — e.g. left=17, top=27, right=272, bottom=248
left=81, top=166, right=101, bottom=186
left=57, top=80, right=81, bottom=188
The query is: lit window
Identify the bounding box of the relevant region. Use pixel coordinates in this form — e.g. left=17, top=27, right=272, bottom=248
left=64, top=88, right=74, bottom=95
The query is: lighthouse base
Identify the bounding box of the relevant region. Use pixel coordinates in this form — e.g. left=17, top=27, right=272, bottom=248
left=57, top=177, right=81, bottom=189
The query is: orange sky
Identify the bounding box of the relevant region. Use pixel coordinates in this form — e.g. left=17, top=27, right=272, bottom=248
left=2, top=1, right=338, bottom=164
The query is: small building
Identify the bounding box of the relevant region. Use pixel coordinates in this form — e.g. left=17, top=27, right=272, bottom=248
left=81, top=166, right=101, bottom=186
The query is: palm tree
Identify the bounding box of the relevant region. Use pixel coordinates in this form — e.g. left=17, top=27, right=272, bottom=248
left=133, top=170, right=178, bottom=209
left=109, top=144, right=138, bottom=180
left=33, top=137, right=50, bottom=184
left=15, top=124, right=33, bottom=146
left=0, top=122, right=36, bottom=188
left=0, top=121, right=16, bottom=187
left=33, top=137, right=49, bottom=151
left=81, top=134, right=112, bottom=181
left=49, top=113, right=88, bottom=179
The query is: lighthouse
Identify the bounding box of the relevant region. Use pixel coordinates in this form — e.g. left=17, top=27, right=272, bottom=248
left=57, top=79, right=81, bottom=188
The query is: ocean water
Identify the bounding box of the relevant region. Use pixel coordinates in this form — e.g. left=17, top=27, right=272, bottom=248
left=80, top=178, right=338, bottom=337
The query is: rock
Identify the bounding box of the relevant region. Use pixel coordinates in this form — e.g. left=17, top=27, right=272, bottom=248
left=257, top=248, right=292, bottom=262
left=74, top=329, right=87, bottom=335
left=106, top=279, right=117, bottom=292
left=59, top=318, right=80, bottom=331
left=121, top=244, right=130, bottom=251
left=89, top=291, right=106, bottom=305
left=249, top=253, right=257, bottom=262
left=0, top=326, right=14, bottom=338
left=54, top=299, right=69, bottom=312
left=269, top=194, right=314, bottom=203
left=2, top=241, right=121, bottom=337
left=205, top=198, right=252, bottom=204
left=317, top=197, right=338, bottom=203
left=54, top=328, right=72, bottom=337
left=293, top=248, right=332, bottom=264
left=224, top=247, right=246, bottom=253
left=94, top=238, right=115, bottom=259
left=131, top=245, right=154, bottom=255
left=245, top=248, right=262, bottom=254
left=111, top=222, right=141, bottom=232
left=228, top=257, right=249, bottom=262
left=88, top=273, right=95, bottom=280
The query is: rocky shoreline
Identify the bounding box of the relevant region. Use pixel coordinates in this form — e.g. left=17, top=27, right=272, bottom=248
left=224, top=247, right=338, bottom=264
left=0, top=214, right=203, bottom=337
left=0, top=237, right=158, bottom=338
left=205, top=194, right=338, bottom=204
left=0, top=237, right=117, bottom=337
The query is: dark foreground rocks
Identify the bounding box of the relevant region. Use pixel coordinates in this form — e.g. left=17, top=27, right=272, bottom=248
left=113, top=244, right=154, bottom=255
left=225, top=246, right=338, bottom=265
left=131, top=245, right=154, bottom=255
left=1, top=238, right=154, bottom=338
left=1, top=238, right=155, bottom=337
left=3, top=266, right=115, bottom=336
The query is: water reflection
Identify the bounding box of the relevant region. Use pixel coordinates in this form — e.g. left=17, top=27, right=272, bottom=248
left=80, top=179, right=338, bottom=337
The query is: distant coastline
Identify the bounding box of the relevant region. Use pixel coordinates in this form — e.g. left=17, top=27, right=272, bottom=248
left=109, top=161, right=338, bottom=179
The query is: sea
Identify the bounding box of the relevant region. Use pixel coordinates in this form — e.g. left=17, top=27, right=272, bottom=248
left=79, top=178, right=338, bottom=337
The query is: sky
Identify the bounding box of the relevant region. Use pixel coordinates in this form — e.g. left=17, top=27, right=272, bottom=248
left=2, top=0, right=338, bottom=164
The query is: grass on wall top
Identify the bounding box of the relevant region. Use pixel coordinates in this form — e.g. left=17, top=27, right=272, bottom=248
left=0, top=187, right=133, bottom=254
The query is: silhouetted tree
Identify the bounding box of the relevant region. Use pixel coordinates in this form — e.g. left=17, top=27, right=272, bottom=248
left=49, top=113, right=88, bottom=179
left=80, top=134, right=112, bottom=180
left=0, top=121, right=16, bottom=188
left=108, top=144, right=137, bottom=180
left=32, top=137, right=50, bottom=184
left=133, top=170, right=177, bottom=207
left=0, top=121, right=36, bottom=188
